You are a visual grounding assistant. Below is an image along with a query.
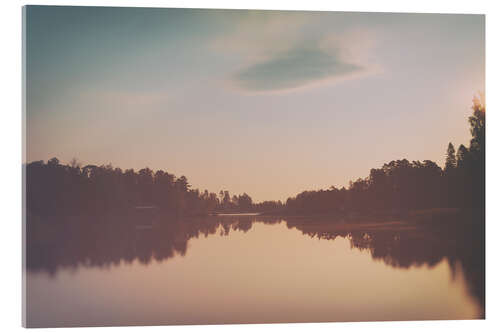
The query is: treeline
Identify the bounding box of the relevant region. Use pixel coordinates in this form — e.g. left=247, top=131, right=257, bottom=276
left=26, top=158, right=282, bottom=217
left=25, top=160, right=209, bottom=216
left=286, top=159, right=444, bottom=215
left=216, top=190, right=283, bottom=213
left=285, top=96, right=485, bottom=216
left=26, top=96, right=484, bottom=218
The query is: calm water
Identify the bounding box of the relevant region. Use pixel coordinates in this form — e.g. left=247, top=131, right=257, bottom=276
left=25, top=215, right=484, bottom=327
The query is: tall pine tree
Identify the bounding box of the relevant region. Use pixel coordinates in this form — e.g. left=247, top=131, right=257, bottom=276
left=445, top=142, right=457, bottom=172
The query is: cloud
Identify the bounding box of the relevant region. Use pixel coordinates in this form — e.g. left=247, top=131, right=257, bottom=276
left=234, top=45, right=363, bottom=92
left=207, top=12, right=379, bottom=93
left=209, top=11, right=310, bottom=61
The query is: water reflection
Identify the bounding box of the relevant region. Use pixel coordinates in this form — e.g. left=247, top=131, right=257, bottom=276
left=27, top=214, right=280, bottom=274
left=26, top=213, right=484, bottom=325
left=285, top=217, right=484, bottom=317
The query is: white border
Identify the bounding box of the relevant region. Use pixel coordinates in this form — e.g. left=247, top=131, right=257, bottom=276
left=1, top=1, right=498, bottom=332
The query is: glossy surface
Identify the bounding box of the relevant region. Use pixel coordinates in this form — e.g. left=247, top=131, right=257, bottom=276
left=25, top=215, right=484, bottom=327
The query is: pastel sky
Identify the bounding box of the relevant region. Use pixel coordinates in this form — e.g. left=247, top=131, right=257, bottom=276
left=25, top=6, right=485, bottom=202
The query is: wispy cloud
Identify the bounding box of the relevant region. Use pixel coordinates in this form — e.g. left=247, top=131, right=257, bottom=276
left=208, top=12, right=377, bottom=93
left=235, top=45, right=363, bottom=92
left=209, top=11, right=310, bottom=61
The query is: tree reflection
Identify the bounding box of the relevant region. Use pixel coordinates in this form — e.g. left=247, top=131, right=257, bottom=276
left=26, top=214, right=281, bottom=275
left=286, top=216, right=484, bottom=317
left=27, top=213, right=484, bottom=317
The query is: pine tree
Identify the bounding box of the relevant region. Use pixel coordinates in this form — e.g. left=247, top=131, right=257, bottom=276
left=456, top=144, right=469, bottom=168
left=445, top=142, right=457, bottom=172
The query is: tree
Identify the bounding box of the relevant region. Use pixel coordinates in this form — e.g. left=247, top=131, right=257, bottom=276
left=466, top=94, right=485, bottom=212
left=456, top=144, right=469, bottom=168
left=469, top=94, right=485, bottom=156
left=218, top=190, right=232, bottom=210
left=237, top=193, right=253, bottom=211
left=47, top=157, right=60, bottom=166
left=445, top=142, right=457, bottom=172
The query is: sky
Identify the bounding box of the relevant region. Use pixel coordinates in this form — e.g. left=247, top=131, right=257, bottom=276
left=24, top=6, right=485, bottom=202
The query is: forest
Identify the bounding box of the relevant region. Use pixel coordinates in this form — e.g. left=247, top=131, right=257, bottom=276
left=25, top=96, right=485, bottom=219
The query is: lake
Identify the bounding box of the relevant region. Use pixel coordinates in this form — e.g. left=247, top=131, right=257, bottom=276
left=25, top=214, right=484, bottom=327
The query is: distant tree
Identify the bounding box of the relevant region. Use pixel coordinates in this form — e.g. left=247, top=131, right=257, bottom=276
left=456, top=144, right=469, bottom=168
left=232, top=195, right=239, bottom=207
left=222, top=191, right=231, bottom=209
left=465, top=94, right=485, bottom=212
left=237, top=193, right=253, bottom=211
left=47, top=157, right=60, bottom=166
left=469, top=94, right=485, bottom=156
left=445, top=142, right=457, bottom=172
left=219, top=190, right=224, bottom=205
